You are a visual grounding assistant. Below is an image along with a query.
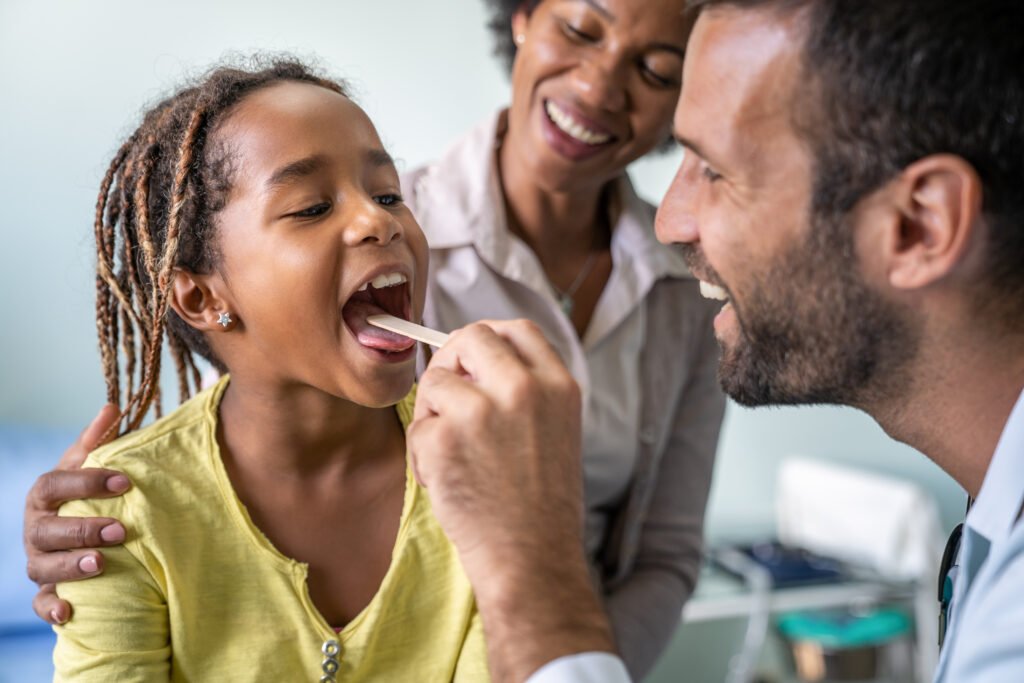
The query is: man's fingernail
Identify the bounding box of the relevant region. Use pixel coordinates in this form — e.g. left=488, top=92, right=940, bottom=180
left=78, top=556, right=99, bottom=574
left=100, top=523, right=125, bottom=543
left=51, top=608, right=66, bottom=625
left=106, top=475, right=130, bottom=492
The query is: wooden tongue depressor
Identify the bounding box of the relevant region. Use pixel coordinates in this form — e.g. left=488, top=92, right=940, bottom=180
left=367, top=314, right=450, bottom=348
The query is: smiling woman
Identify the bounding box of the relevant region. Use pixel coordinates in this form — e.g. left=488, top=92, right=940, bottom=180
left=403, top=0, right=726, bottom=677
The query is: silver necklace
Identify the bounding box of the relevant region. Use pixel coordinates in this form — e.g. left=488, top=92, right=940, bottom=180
left=550, top=250, right=599, bottom=318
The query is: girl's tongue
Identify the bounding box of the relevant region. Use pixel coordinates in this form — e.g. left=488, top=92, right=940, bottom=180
left=342, top=287, right=415, bottom=352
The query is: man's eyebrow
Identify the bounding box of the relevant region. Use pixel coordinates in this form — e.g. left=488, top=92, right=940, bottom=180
left=674, top=134, right=716, bottom=165
left=265, top=154, right=329, bottom=191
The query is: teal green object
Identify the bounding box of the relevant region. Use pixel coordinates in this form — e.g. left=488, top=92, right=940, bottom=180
left=777, top=609, right=911, bottom=648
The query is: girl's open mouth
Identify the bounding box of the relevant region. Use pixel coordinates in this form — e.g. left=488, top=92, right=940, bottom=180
left=341, top=272, right=415, bottom=354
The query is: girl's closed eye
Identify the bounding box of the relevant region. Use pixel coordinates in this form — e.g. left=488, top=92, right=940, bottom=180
left=289, top=202, right=332, bottom=219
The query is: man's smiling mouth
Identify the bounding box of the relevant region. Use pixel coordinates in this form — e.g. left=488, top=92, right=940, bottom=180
left=699, top=281, right=729, bottom=301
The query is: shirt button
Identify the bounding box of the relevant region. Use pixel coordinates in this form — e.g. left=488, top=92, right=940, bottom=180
left=640, top=426, right=658, bottom=444
left=320, top=676, right=335, bottom=683
left=322, top=640, right=341, bottom=657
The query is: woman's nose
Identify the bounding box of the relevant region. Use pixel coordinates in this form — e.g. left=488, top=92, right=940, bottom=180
left=572, top=55, right=628, bottom=112
left=342, top=198, right=403, bottom=247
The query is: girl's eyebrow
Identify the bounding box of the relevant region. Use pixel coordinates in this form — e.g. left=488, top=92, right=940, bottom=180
left=265, top=149, right=396, bottom=192
left=367, top=148, right=396, bottom=170
left=265, top=154, right=329, bottom=191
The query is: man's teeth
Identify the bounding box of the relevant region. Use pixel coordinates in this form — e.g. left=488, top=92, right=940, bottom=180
left=699, top=281, right=729, bottom=301
left=356, top=272, right=407, bottom=292
left=545, top=101, right=611, bottom=145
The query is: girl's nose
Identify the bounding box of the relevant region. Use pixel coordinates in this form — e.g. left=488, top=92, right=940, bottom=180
left=342, top=198, right=403, bottom=247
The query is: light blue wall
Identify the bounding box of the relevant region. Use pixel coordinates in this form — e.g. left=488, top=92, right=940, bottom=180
left=0, top=0, right=965, bottom=538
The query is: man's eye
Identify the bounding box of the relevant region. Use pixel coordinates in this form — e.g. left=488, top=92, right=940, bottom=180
left=701, top=165, right=723, bottom=183
left=375, top=193, right=403, bottom=207
left=292, top=202, right=331, bottom=218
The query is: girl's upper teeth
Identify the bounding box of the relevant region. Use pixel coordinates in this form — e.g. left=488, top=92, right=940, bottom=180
left=357, top=272, right=407, bottom=292
left=545, top=101, right=611, bottom=145
left=699, top=281, right=729, bottom=301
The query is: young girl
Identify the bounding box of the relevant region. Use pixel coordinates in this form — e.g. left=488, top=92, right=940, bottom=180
left=53, top=59, right=487, bottom=682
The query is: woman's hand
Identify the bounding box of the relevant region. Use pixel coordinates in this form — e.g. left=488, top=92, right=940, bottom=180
left=23, top=404, right=131, bottom=624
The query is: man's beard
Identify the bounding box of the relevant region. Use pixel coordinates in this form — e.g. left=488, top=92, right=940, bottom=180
left=691, top=212, right=918, bottom=408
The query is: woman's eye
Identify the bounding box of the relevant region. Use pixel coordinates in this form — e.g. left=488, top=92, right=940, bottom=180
left=561, top=21, right=597, bottom=43
left=291, top=202, right=331, bottom=218
left=375, top=193, right=403, bottom=207
left=641, top=64, right=679, bottom=88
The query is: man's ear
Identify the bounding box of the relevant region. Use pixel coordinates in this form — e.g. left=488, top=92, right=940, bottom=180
left=886, top=154, right=983, bottom=291
left=168, top=268, right=235, bottom=332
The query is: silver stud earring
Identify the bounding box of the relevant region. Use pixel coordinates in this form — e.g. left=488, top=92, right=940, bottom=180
left=217, top=312, right=233, bottom=328
left=515, top=33, right=525, bottom=45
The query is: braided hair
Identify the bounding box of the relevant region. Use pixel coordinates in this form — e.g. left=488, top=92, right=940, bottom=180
left=93, top=57, right=348, bottom=436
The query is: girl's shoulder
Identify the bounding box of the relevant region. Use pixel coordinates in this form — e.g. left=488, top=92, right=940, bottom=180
left=83, top=379, right=225, bottom=493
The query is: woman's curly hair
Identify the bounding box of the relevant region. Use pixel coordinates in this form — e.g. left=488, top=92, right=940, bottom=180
left=484, top=0, right=543, bottom=72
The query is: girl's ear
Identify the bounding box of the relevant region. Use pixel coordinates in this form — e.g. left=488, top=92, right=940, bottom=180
left=169, top=268, right=235, bottom=332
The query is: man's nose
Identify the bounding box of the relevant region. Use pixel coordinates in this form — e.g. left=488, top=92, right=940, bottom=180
left=655, top=157, right=700, bottom=245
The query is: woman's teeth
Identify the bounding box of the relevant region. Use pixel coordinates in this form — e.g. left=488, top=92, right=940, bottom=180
left=356, top=272, right=407, bottom=292
left=545, top=101, right=611, bottom=145
left=699, top=281, right=729, bottom=301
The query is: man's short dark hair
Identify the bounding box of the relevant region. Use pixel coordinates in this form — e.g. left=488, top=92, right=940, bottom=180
left=689, top=0, right=1024, bottom=326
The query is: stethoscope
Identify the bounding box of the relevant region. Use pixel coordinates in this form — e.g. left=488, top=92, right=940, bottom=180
left=937, top=497, right=973, bottom=648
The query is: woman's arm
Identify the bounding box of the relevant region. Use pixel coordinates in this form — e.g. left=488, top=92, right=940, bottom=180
left=604, top=310, right=725, bottom=679
left=53, top=495, right=170, bottom=682
left=23, top=404, right=131, bottom=624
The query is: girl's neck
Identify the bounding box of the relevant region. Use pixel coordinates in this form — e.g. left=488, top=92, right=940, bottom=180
left=216, top=375, right=406, bottom=480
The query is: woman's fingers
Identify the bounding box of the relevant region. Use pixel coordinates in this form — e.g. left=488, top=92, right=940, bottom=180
left=33, top=585, right=72, bottom=625
left=26, top=514, right=125, bottom=553
left=27, top=548, right=106, bottom=590
left=26, top=468, right=131, bottom=513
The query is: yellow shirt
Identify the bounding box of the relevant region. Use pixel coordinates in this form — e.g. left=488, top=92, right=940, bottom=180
left=54, top=377, right=488, bottom=682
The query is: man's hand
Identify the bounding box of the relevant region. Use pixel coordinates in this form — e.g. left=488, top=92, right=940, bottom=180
left=24, top=404, right=131, bottom=624
left=409, top=320, right=616, bottom=682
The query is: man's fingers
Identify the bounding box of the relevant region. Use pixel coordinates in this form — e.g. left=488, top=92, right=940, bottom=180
left=26, top=468, right=131, bottom=513
left=429, top=323, right=534, bottom=391
left=33, top=585, right=72, bottom=625
left=414, top=365, right=490, bottom=423
left=26, top=549, right=105, bottom=587
left=27, top=515, right=126, bottom=553
left=57, top=403, right=120, bottom=470
left=471, top=319, right=568, bottom=374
